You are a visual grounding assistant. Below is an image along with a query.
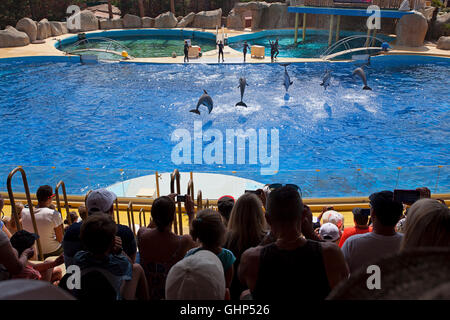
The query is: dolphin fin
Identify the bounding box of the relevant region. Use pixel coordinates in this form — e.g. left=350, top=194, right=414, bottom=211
left=290, top=81, right=293, bottom=85
left=320, top=82, right=324, bottom=86
left=363, top=86, right=372, bottom=91
left=190, top=109, right=201, bottom=115
left=203, top=89, right=208, bottom=94
left=207, top=105, right=213, bottom=114
left=236, top=101, right=248, bottom=108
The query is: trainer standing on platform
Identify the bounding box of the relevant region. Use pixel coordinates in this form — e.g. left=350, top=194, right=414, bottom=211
left=243, top=41, right=250, bottom=63
left=274, top=38, right=280, bottom=60
left=217, top=40, right=224, bottom=63
left=184, top=40, right=190, bottom=63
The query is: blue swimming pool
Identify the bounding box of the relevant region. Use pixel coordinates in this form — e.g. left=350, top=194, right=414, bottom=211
left=0, top=56, right=449, bottom=197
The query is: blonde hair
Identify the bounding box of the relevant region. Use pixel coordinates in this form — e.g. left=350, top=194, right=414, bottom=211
left=226, top=193, right=267, bottom=256
left=400, top=199, right=450, bottom=250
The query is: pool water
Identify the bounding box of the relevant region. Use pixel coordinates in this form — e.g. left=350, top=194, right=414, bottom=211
left=60, top=35, right=217, bottom=58
left=229, top=31, right=393, bottom=58
left=0, top=58, right=448, bottom=196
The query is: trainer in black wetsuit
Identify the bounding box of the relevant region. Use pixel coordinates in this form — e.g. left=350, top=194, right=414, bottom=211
left=217, top=41, right=224, bottom=63
left=184, top=41, right=189, bottom=63
left=243, top=41, right=250, bottom=63
left=274, top=38, right=280, bottom=60
left=269, top=40, right=275, bottom=63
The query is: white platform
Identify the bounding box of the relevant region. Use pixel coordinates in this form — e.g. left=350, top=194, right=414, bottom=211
left=107, top=172, right=264, bottom=200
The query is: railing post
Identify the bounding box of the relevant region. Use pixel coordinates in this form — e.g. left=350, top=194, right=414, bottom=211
left=115, top=198, right=120, bottom=224
left=55, top=181, right=72, bottom=225
left=127, top=201, right=136, bottom=236
left=7, top=167, right=44, bottom=261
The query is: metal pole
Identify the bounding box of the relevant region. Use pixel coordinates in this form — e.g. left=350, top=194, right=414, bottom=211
left=155, top=171, right=160, bottom=198
left=328, top=15, right=334, bottom=47
left=302, top=13, right=307, bottom=43
left=335, top=15, right=341, bottom=42
left=294, top=13, right=299, bottom=43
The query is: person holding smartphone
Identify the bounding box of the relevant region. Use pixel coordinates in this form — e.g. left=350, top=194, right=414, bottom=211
left=338, top=208, right=372, bottom=248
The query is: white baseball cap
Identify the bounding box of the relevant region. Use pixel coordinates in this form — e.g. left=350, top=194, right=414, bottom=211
left=86, top=189, right=117, bottom=215
left=319, top=222, right=341, bottom=242
left=322, top=210, right=344, bottom=230
left=165, top=250, right=225, bottom=300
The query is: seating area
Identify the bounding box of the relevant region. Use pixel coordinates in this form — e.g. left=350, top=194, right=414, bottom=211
left=0, top=166, right=449, bottom=300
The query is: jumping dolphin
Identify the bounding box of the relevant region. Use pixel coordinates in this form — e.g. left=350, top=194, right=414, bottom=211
left=281, top=63, right=293, bottom=92
left=352, top=67, right=372, bottom=90
left=320, top=70, right=332, bottom=90
left=236, top=77, right=249, bottom=107
left=190, top=90, right=214, bottom=115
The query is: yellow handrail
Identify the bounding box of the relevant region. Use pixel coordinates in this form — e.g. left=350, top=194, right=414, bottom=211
left=170, top=169, right=183, bottom=235
left=55, top=181, right=72, bottom=225
left=127, top=201, right=136, bottom=236
left=7, top=167, right=44, bottom=261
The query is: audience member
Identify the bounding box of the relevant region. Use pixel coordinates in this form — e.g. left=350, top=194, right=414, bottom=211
left=70, top=214, right=148, bottom=300
left=339, top=207, right=372, bottom=248
left=396, top=187, right=432, bottom=233
left=22, top=186, right=64, bottom=259
left=400, top=198, right=450, bottom=250
left=10, top=230, right=64, bottom=284
left=217, top=195, right=235, bottom=226
left=166, top=250, right=226, bottom=300
left=0, top=227, right=34, bottom=280
left=137, top=195, right=196, bottom=300
left=3, top=202, right=24, bottom=236
left=78, top=205, right=87, bottom=221
left=224, top=193, right=267, bottom=300
left=63, top=189, right=136, bottom=267
left=239, top=186, right=348, bottom=300
left=322, top=210, right=345, bottom=231
left=341, top=191, right=403, bottom=273
left=187, top=209, right=236, bottom=289
left=319, top=223, right=341, bottom=245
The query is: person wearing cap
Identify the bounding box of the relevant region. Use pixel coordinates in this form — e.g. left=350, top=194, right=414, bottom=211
left=21, top=185, right=64, bottom=259
left=341, top=191, right=404, bottom=274
left=10, top=230, right=64, bottom=283
left=166, top=250, right=227, bottom=300
left=217, top=195, right=235, bottom=226
left=63, top=188, right=136, bottom=267
left=239, top=186, right=348, bottom=300
left=319, top=223, right=341, bottom=245
left=338, top=208, right=372, bottom=248
left=322, top=210, right=345, bottom=232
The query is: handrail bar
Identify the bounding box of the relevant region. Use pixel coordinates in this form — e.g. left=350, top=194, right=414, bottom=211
left=55, top=180, right=72, bottom=225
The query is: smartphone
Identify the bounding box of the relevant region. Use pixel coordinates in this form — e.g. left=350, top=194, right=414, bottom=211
left=176, top=195, right=186, bottom=203
left=394, top=189, right=421, bottom=205
left=245, top=190, right=261, bottom=195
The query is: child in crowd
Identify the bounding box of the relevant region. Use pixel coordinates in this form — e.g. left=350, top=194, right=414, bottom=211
left=186, top=209, right=236, bottom=289
left=10, top=230, right=64, bottom=284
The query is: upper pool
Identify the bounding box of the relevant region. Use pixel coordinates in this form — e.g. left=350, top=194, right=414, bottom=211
left=0, top=56, right=448, bottom=197
left=57, top=29, right=218, bottom=59
left=228, top=30, right=394, bottom=59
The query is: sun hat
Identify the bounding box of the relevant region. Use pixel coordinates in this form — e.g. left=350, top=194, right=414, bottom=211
left=322, top=210, right=344, bottom=230
left=327, top=247, right=450, bottom=300
left=319, top=223, right=341, bottom=242
left=0, top=279, right=75, bottom=300
left=86, top=189, right=117, bottom=215
left=165, top=250, right=225, bottom=300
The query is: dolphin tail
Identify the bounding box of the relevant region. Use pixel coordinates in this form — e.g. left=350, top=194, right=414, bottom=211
left=280, top=63, right=290, bottom=67
left=189, top=109, right=201, bottom=115
left=236, top=101, right=248, bottom=108
left=363, top=85, right=372, bottom=91
left=320, top=82, right=324, bottom=86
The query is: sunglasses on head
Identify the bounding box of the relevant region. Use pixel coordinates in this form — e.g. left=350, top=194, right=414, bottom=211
left=268, top=183, right=302, bottom=196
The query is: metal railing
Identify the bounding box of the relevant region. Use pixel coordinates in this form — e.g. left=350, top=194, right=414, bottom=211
left=320, top=34, right=385, bottom=59
left=6, top=167, right=44, bottom=261
left=127, top=201, right=136, bottom=236
left=55, top=180, right=72, bottom=225
left=139, top=208, right=147, bottom=229
left=170, top=169, right=183, bottom=235
left=61, top=37, right=133, bottom=58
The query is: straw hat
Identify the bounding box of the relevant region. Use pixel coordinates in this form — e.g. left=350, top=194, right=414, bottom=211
left=327, top=247, right=450, bottom=300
